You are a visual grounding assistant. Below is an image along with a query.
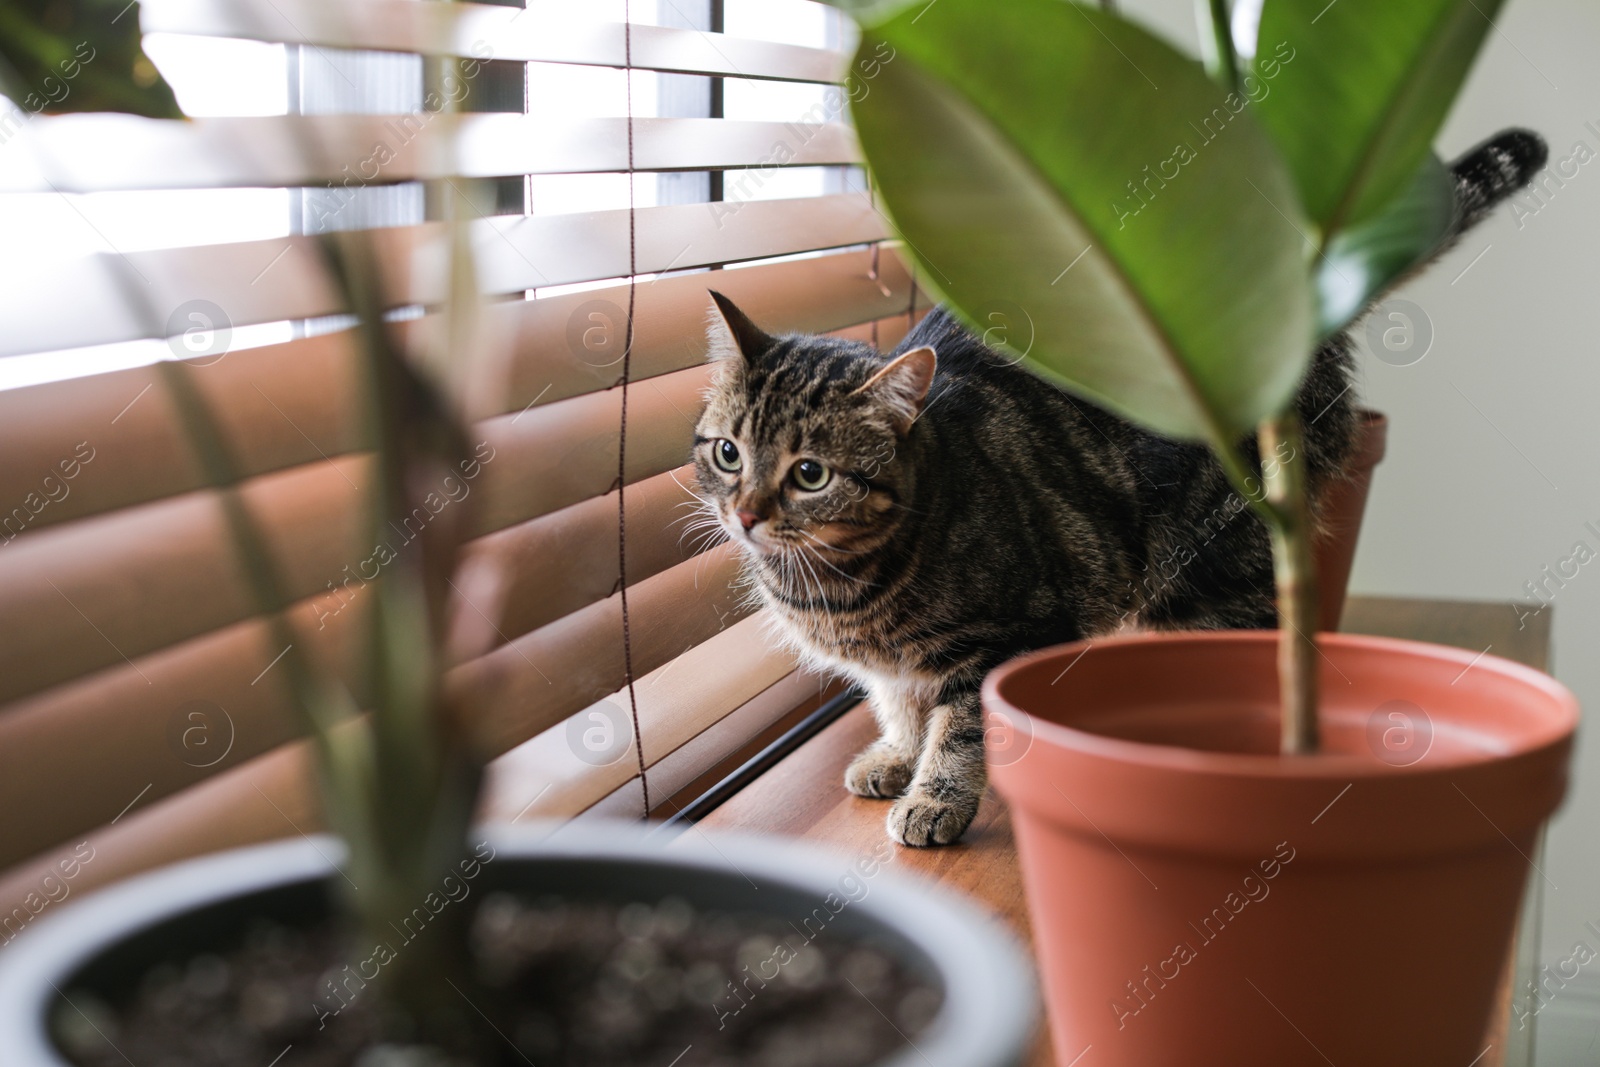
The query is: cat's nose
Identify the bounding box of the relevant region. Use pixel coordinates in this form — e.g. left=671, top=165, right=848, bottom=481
left=736, top=509, right=761, bottom=531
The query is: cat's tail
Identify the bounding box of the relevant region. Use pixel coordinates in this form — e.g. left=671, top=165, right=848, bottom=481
left=1300, top=130, right=1547, bottom=479
left=1448, top=127, right=1548, bottom=234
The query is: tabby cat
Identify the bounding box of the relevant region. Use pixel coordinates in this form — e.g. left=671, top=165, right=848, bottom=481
left=691, top=129, right=1546, bottom=847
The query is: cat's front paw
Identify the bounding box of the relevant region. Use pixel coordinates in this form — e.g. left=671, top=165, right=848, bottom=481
left=844, top=746, right=914, bottom=799
left=887, top=792, right=978, bottom=847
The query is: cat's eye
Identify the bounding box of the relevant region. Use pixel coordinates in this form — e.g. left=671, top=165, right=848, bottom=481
left=713, top=439, right=742, bottom=473
left=791, top=458, right=831, bottom=492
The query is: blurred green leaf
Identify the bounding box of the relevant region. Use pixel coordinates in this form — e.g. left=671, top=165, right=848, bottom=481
left=1254, top=0, right=1503, bottom=241
left=853, top=0, right=1314, bottom=443
left=0, top=0, right=181, bottom=118
left=1316, top=153, right=1454, bottom=336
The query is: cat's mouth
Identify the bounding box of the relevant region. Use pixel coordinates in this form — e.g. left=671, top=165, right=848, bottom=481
left=723, top=517, right=812, bottom=558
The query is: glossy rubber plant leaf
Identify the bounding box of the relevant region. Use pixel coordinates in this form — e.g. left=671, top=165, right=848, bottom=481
left=852, top=0, right=1314, bottom=444
left=1316, top=153, right=1455, bottom=337
left=0, top=0, right=181, bottom=118
left=1254, top=0, right=1503, bottom=242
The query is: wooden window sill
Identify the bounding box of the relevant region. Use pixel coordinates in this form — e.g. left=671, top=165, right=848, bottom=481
left=697, top=596, right=1552, bottom=1067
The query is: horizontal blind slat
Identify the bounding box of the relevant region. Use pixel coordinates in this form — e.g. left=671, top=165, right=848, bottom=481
left=619, top=669, right=830, bottom=818
left=0, top=547, right=749, bottom=871
left=0, top=115, right=859, bottom=192
left=0, top=740, right=318, bottom=933
left=482, top=464, right=707, bottom=643
left=0, top=457, right=711, bottom=708
left=0, top=618, right=808, bottom=921
left=476, top=363, right=711, bottom=533
left=0, top=247, right=917, bottom=536
left=451, top=546, right=749, bottom=758
left=0, top=355, right=715, bottom=708
left=0, top=193, right=888, bottom=357
left=140, top=0, right=848, bottom=81
left=498, top=247, right=916, bottom=417
left=484, top=615, right=799, bottom=821
left=0, top=304, right=931, bottom=706
left=0, top=300, right=927, bottom=705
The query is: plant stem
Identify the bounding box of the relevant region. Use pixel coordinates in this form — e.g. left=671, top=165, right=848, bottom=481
left=1197, top=0, right=1241, bottom=93
left=1258, top=410, right=1320, bottom=755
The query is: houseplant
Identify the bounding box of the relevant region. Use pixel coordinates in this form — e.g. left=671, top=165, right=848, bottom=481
left=0, top=5, right=1038, bottom=1065
left=0, top=827, right=1037, bottom=1067
left=826, top=0, right=1578, bottom=1062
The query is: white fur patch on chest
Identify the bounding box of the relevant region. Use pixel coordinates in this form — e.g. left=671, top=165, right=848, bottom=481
left=760, top=603, right=932, bottom=694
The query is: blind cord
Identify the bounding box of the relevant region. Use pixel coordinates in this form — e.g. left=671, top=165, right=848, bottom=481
left=869, top=243, right=881, bottom=351
left=906, top=261, right=917, bottom=326
left=618, top=0, right=650, bottom=820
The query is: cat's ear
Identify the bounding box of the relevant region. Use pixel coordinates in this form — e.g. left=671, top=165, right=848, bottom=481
left=706, top=290, right=774, bottom=363
left=852, top=346, right=936, bottom=431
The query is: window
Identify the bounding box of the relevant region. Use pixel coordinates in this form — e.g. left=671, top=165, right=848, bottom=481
left=0, top=0, right=923, bottom=896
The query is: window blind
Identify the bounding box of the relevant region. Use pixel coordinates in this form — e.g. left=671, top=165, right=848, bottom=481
left=0, top=0, right=928, bottom=907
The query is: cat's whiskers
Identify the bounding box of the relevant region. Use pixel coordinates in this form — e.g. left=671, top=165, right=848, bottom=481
left=674, top=508, right=719, bottom=531
left=784, top=550, right=812, bottom=601
left=798, top=541, right=869, bottom=586
left=796, top=527, right=872, bottom=556
left=667, top=510, right=710, bottom=530
left=790, top=548, right=827, bottom=604
left=667, top=499, right=719, bottom=529
left=673, top=493, right=731, bottom=554
left=780, top=556, right=811, bottom=606
left=676, top=516, right=726, bottom=550
left=675, top=511, right=720, bottom=531
left=684, top=528, right=728, bottom=555
left=762, top=544, right=813, bottom=606
left=756, top=551, right=792, bottom=601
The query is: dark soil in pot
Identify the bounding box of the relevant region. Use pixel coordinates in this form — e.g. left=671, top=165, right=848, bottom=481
left=54, top=889, right=939, bottom=1067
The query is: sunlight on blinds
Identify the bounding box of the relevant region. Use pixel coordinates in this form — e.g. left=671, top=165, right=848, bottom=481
left=0, top=0, right=850, bottom=390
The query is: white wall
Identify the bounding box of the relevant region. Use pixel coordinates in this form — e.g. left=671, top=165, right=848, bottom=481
left=1120, top=0, right=1600, bottom=1058
left=1347, top=5, right=1600, bottom=1062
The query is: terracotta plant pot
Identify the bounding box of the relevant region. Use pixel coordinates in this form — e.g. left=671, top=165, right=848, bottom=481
left=0, top=822, right=1037, bottom=1067
left=1314, top=409, right=1388, bottom=631
left=983, top=632, right=1576, bottom=1067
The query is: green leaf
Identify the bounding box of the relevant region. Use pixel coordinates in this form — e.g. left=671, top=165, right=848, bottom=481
left=1316, top=153, right=1455, bottom=336
left=853, top=0, right=1314, bottom=443
left=0, top=0, right=181, bottom=119
left=1254, top=0, right=1503, bottom=241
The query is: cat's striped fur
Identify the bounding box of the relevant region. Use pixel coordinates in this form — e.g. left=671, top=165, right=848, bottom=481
left=691, top=129, right=1546, bottom=847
